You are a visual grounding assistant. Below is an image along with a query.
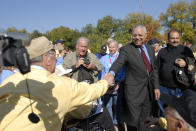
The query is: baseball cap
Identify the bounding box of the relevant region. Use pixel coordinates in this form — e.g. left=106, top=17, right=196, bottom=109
left=56, top=39, right=64, bottom=44
left=101, top=45, right=107, bottom=51
left=160, top=89, right=196, bottom=128
left=27, top=36, right=54, bottom=59
left=148, top=38, right=159, bottom=46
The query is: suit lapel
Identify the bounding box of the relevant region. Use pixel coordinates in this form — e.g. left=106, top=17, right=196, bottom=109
left=145, top=44, right=154, bottom=66
left=130, top=43, right=147, bottom=73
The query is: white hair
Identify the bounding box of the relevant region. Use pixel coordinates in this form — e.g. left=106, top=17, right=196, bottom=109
left=31, top=50, right=54, bottom=63
left=171, top=109, right=196, bottom=131
left=132, top=25, right=147, bottom=34
left=31, top=55, right=43, bottom=63
left=76, top=37, right=90, bottom=46
left=108, top=40, right=119, bottom=47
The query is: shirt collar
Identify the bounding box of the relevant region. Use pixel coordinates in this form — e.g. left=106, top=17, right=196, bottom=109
left=140, top=44, right=146, bottom=49
left=132, top=42, right=146, bottom=48
left=31, top=65, right=46, bottom=70
left=109, top=51, right=119, bottom=57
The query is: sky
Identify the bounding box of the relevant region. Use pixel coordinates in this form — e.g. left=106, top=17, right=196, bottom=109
left=0, top=0, right=191, bottom=33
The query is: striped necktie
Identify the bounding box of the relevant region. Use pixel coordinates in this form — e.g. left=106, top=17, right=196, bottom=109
left=140, top=46, right=152, bottom=73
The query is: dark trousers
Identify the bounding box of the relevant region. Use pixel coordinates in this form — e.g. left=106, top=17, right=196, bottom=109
left=138, top=91, right=151, bottom=131
left=119, top=90, right=152, bottom=131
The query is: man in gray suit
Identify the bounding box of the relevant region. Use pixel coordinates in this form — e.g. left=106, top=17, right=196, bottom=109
left=109, top=25, right=160, bottom=131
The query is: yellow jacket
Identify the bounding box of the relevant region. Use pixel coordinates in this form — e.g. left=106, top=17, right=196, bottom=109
left=0, top=67, right=109, bottom=131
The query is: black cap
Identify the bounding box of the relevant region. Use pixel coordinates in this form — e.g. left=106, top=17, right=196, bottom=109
left=148, top=38, right=159, bottom=46
left=56, top=39, right=64, bottom=44
left=101, top=45, right=107, bottom=51
left=160, top=89, right=196, bottom=128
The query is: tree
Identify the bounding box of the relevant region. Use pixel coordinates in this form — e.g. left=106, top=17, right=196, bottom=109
left=81, top=24, right=95, bottom=34
left=159, top=1, right=194, bottom=43
left=96, top=15, right=114, bottom=36
left=20, top=29, right=27, bottom=33
left=6, top=27, right=28, bottom=33
left=189, top=0, right=196, bottom=33
left=125, top=13, right=161, bottom=42
left=6, top=27, right=18, bottom=32
left=48, top=26, right=81, bottom=49
left=30, top=30, right=42, bottom=38
left=87, top=33, right=104, bottom=54
left=96, top=15, right=123, bottom=39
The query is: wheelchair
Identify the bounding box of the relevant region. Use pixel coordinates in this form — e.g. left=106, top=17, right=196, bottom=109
left=62, top=113, right=103, bottom=131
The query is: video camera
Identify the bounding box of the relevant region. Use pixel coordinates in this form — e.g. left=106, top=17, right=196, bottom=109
left=0, top=32, right=31, bottom=74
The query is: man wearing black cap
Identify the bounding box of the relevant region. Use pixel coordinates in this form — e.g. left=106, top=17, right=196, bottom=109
left=148, top=38, right=160, bottom=57
left=55, top=39, right=65, bottom=57
left=54, top=39, right=67, bottom=66
left=161, top=89, right=196, bottom=131
left=56, top=39, right=65, bottom=46
left=96, top=45, right=107, bottom=59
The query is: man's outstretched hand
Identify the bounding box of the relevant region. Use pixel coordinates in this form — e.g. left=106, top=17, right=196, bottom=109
left=104, top=73, right=114, bottom=87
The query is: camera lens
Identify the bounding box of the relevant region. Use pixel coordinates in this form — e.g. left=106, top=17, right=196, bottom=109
left=84, top=58, right=90, bottom=65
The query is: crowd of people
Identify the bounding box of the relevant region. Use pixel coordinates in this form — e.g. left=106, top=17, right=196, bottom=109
left=0, top=25, right=196, bottom=131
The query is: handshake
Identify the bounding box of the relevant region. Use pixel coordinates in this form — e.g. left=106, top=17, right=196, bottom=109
left=103, top=73, right=115, bottom=87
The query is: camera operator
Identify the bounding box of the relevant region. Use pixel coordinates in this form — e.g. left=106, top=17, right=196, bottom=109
left=0, top=32, right=31, bottom=84
left=0, top=32, right=31, bottom=74
left=62, top=37, right=115, bottom=130
left=0, top=36, right=114, bottom=131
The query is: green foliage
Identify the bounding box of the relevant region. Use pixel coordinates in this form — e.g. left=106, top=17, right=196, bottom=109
left=114, top=31, right=132, bottom=45
left=6, top=27, right=18, bottom=32
left=4, top=12, right=161, bottom=52
left=30, top=30, right=42, bottom=39
left=87, top=33, right=104, bottom=54
left=48, top=26, right=81, bottom=49
left=181, top=23, right=194, bottom=43
left=81, top=24, right=95, bottom=34
left=125, top=13, right=161, bottom=42
left=6, top=27, right=27, bottom=33
left=96, top=15, right=115, bottom=37
left=189, top=0, right=196, bottom=33
left=159, top=0, right=195, bottom=43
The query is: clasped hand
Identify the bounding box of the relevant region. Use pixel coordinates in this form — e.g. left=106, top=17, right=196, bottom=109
left=104, top=73, right=114, bottom=87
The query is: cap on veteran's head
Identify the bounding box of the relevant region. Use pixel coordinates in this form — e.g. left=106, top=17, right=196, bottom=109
left=101, top=45, right=107, bottom=51
left=56, top=39, right=64, bottom=44
left=27, top=36, right=54, bottom=59
left=160, top=89, right=196, bottom=128
left=148, top=38, right=159, bottom=46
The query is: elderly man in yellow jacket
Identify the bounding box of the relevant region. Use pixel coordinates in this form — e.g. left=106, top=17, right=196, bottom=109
left=0, top=36, right=114, bottom=131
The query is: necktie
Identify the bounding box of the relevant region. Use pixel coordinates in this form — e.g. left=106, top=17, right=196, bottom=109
left=140, top=46, right=152, bottom=74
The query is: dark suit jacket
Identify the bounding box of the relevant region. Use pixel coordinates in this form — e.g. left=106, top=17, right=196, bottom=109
left=110, top=42, right=159, bottom=126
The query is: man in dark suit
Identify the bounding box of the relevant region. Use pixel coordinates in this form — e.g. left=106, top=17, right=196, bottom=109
left=109, top=25, right=160, bottom=131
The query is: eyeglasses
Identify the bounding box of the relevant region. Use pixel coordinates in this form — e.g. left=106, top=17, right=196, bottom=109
left=45, top=50, right=56, bottom=57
